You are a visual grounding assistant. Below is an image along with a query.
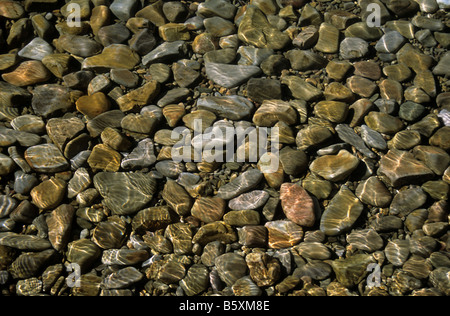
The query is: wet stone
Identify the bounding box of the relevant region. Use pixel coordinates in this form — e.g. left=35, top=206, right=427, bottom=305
left=320, top=186, right=364, bottom=236
left=215, top=253, right=247, bottom=287
left=386, top=239, right=410, bottom=267
left=94, top=172, right=157, bottom=216
left=378, top=149, right=435, bottom=187
left=310, top=150, right=360, bottom=182
left=265, top=220, right=303, bottom=249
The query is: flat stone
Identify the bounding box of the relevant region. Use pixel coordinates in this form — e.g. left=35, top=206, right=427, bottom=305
left=320, top=186, right=364, bottom=236
left=433, top=52, right=450, bottom=77
left=253, top=100, right=297, bottom=127
left=87, top=144, right=121, bottom=172
left=215, top=253, right=247, bottom=287
left=296, top=125, right=333, bottom=151
left=413, top=145, right=450, bottom=175
left=76, top=92, right=111, bottom=119
left=93, top=172, right=157, bottom=215
left=25, top=144, right=69, bottom=173
left=97, top=23, right=131, bottom=47
left=205, top=62, right=261, bottom=89
left=378, top=149, right=435, bottom=187
left=30, top=178, right=66, bottom=210
left=340, top=37, right=369, bottom=60
left=56, top=34, right=102, bottom=57
left=330, top=254, right=375, bottom=288
left=265, top=220, right=303, bottom=249
left=82, top=44, right=140, bottom=71
left=356, top=176, right=392, bottom=207
left=46, top=204, right=75, bottom=251
left=18, top=37, right=53, bottom=61
left=2, top=60, right=52, bottom=87
left=110, top=0, right=139, bottom=21
left=375, top=31, right=406, bottom=53
left=192, top=221, right=236, bottom=246
left=281, top=76, right=323, bottom=102
left=217, top=169, right=263, bottom=200
left=142, top=40, right=187, bottom=66
left=246, top=78, right=282, bottom=104
left=197, top=0, right=237, bottom=20
left=197, top=95, right=254, bottom=120
left=191, top=196, right=226, bottom=223
left=336, top=124, right=375, bottom=158
left=237, top=6, right=290, bottom=50
left=117, top=80, right=160, bottom=112
left=285, top=50, right=327, bottom=72
left=162, top=180, right=193, bottom=217
left=315, top=22, right=340, bottom=53
left=364, top=111, right=404, bottom=134
left=310, top=150, right=360, bottom=182
left=229, top=190, right=269, bottom=211
left=46, top=117, right=85, bottom=152
left=430, top=127, right=450, bottom=152
left=280, top=183, right=315, bottom=227
left=31, top=84, right=73, bottom=118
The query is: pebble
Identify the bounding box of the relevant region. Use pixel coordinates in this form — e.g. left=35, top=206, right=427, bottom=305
left=197, top=95, right=254, bottom=120
left=205, top=62, right=261, bottom=89
left=238, top=6, right=290, bottom=50
left=356, top=176, right=392, bottom=208
left=320, top=186, right=364, bottom=236
left=265, top=220, right=303, bottom=249
left=0, top=0, right=447, bottom=298
left=280, top=183, right=315, bottom=227
left=93, top=172, right=157, bottom=215
left=310, top=150, right=360, bottom=182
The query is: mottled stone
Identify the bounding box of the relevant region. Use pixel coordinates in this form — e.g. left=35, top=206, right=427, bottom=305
left=30, top=178, right=66, bottom=210
left=217, top=169, right=263, bottom=200
left=215, top=253, right=247, bottom=287
left=31, top=84, right=74, bottom=118
left=386, top=239, right=410, bottom=267
left=347, top=229, right=384, bottom=252
left=265, top=220, right=303, bottom=249
left=205, top=62, right=261, bottom=89
left=364, top=112, right=404, bottom=134
left=280, top=183, right=315, bottom=227
left=315, top=22, right=340, bottom=53
left=320, top=186, right=364, bottom=236
left=378, top=149, right=435, bottom=187
left=238, top=6, right=290, bottom=50
left=82, top=44, right=140, bottom=71
left=46, top=204, right=75, bottom=251
left=310, top=150, right=360, bottom=182
left=94, top=172, right=157, bottom=215
left=356, top=176, right=392, bottom=207
left=330, top=254, right=375, bottom=288
left=253, top=100, right=297, bottom=127
left=25, top=144, right=69, bottom=173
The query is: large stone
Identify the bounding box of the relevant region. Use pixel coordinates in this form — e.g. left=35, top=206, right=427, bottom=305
left=82, top=44, right=140, bottom=71
left=25, top=144, right=69, bottom=173
left=280, top=183, right=315, bottom=227
left=310, top=150, right=360, bottom=182
left=253, top=100, right=297, bottom=127
left=93, top=172, right=157, bottom=215
left=320, top=186, right=364, bottom=236
left=205, top=62, right=261, bottom=89
left=238, top=6, right=290, bottom=50
left=378, top=149, right=435, bottom=187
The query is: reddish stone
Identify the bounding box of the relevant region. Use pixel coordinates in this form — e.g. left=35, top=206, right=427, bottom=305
left=280, top=183, right=315, bottom=227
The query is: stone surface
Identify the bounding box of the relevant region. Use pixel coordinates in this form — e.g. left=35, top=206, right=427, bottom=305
left=320, top=186, right=364, bottom=236
left=280, top=183, right=315, bottom=227
left=378, top=149, right=435, bottom=187
left=310, top=150, right=360, bottom=182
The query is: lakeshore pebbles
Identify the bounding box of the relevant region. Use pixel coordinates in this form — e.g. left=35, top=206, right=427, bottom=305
left=0, top=0, right=448, bottom=297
